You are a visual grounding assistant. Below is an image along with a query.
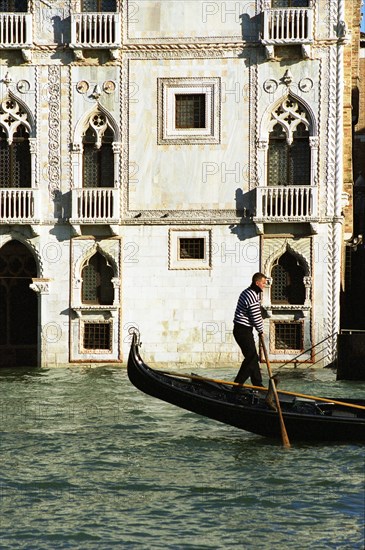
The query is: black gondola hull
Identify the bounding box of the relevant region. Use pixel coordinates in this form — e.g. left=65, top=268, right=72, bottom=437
left=127, top=332, right=365, bottom=443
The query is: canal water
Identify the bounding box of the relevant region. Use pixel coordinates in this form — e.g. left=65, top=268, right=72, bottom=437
left=0, top=365, right=364, bottom=549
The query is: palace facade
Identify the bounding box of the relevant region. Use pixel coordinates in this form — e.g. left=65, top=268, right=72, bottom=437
left=0, top=0, right=361, bottom=367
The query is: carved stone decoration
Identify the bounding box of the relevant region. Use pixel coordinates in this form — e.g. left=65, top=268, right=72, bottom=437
left=269, top=95, right=311, bottom=146
left=0, top=96, right=32, bottom=144
left=298, top=78, right=313, bottom=93
left=256, top=138, right=268, bottom=150
left=48, top=66, right=61, bottom=199
left=264, top=45, right=275, bottom=61
left=263, top=79, right=278, bottom=94
left=103, top=81, right=116, bottom=94
left=17, top=80, right=31, bottom=94
left=91, top=85, right=102, bottom=100
left=281, top=69, right=293, bottom=87
left=21, top=50, right=32, bottom=63
left=30, top=279, right=49, bottom=295
left=2, top=72, right=12, bottom=87
left=301, top=44, right=311, bottom=59
left=262, top=238, right=311, bottom=281
left=76, top=80, right=89, bottom=94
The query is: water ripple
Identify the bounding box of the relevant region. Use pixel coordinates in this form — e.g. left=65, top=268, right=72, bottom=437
left=0, top=367, right=363, bottom=549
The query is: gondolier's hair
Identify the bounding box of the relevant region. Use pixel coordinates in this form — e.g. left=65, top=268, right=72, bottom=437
left=252, top=272, right=267, bottom=284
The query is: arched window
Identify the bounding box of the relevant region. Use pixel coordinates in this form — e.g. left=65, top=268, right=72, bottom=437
left=271, top=251, right=305, bottom=305
left=81, top=252, right=114, bottom=305
left=267, top=96, right=311, bottom=186
left=82, top=116, right=114, bottom=188
left=268, top=122, right=310, bottom=186
left=0, top=125, right=31, bottom=188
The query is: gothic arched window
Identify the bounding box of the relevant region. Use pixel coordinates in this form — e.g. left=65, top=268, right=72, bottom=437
left=268, top=122, right=310, bottom=186
left=268, top=97, right=311, bottom=186
left=81, top=252, right=114, bottom=305
left=271, top=251, right=305, bottom=305
left=0, top=124, right=31, bottom=188
left=82, top=116, right=114, bottom=188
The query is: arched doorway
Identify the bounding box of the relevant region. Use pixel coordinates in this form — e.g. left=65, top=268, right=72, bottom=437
left=0, top=240, right=38, bottom=367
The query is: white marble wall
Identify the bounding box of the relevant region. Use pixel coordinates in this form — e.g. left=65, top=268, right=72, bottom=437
left=0, top=0, right=348, bottom=367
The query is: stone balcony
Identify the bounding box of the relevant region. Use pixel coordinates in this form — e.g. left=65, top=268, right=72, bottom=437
left=261, top=7, right=313, bottom=59
left=0, top=13, right=32, bottom=61
left=70, top=12, right=121, bottom=60
left=70, top=188, right=120, bottom=231
left=254, top=185, right=318, bottom=232
left=0, top=188, right=38, bottom=223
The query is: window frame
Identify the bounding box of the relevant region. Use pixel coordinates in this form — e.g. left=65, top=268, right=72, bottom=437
left=81, top=320, right=113, bottom=353
left=158, top=78, right=221, bottom=145
left=270, top=320, right=304, bottom=354
left=169, top=229, right=211, bottom=270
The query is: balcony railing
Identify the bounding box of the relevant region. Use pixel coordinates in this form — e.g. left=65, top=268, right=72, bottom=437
left=262, top=8, right=313, bottom=44
left=255, top=186, right=318, bottom=222
left=70, top=13, right=121, bottom=48
left=0, top=13, right=32, bottom=48
left=0, top=189, right=37, bottom=223
left=71, top=188, right=120, bottom=223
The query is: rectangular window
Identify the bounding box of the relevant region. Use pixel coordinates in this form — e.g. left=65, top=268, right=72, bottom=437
left=83, top=322, right=112, bottom=351
left=169, top=229, right=211, bottom=270
left=82, top=0, right=116, bottom=11
left=157, top=78, right=220, bottom=145
left=0, top=0, right=27, bottom=11
left=274, top=321, right=303, bottom=351
left=175, top=94, right=206, bottom=129
left=179, top=238, right=205, bottom=260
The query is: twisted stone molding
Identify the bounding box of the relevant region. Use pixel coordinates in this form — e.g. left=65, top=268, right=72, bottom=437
left=250, top=59, right=258, bottom=191
left=325, top=46, right=337, bottom=218
left=326, top=222, right=335, bottom=363
left=48, top=65, right=61, bottom=199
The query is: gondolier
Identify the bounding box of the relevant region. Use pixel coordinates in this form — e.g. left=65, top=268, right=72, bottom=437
left=233, top=272, right=267, bottom=387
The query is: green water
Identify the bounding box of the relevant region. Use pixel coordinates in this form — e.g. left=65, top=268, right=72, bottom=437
left=0, top=366, right=364, bottom=549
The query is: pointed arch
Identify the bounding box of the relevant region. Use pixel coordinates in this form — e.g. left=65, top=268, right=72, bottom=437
left=264, top=240, right=310, bottom=278
left=74, top=103, right=120, bottom=146
left=81, top=250, right=114, bottom=305
left=74, top=241, right=119, bottom=283
left=260, top=91, right=317, bottom=143
left=0, top=238, right=39, bottom=367
left=0, top=233, right=42, bottom=277
left=0, top=92, right=34, bottom=142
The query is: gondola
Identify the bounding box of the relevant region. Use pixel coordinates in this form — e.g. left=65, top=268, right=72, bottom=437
left=127, top=329, right=365, bottom=443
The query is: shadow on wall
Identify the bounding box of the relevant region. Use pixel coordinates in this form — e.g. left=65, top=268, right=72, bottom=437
left=229, top=188, right=256, bottom=241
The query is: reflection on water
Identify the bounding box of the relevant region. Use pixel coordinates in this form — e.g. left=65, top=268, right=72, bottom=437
left=0, top=366, right=364, bottom=549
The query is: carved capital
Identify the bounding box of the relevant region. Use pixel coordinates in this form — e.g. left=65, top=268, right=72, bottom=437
left=73, top=49, right=85, bottom=61
left=71, top=142, right=82, bottom=153
left=257, top=138, right=268, bottom=150
left=30, top=279, right=49, bottom=295
left=21, top=49, right=32, bottom=63
left=309, top=136, right=319, bottom=149
left=264, top=45, right=275, bottom=61
left=112, top=142, right=122, bottom=154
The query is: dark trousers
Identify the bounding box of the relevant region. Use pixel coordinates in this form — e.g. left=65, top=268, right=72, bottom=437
left=233, top=323, right=263, bottom=386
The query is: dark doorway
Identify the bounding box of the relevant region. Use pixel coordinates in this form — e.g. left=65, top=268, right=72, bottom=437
left=0, top=240, right=38, bottom=367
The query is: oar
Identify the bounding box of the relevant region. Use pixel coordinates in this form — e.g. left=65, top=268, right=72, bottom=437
left=155, top=370, right=365, bottom=411
left=259, top=335, right=291, bottom=448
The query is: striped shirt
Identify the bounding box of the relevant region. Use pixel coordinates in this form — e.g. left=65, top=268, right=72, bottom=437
left=233, top=284, right=264, bottom=333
